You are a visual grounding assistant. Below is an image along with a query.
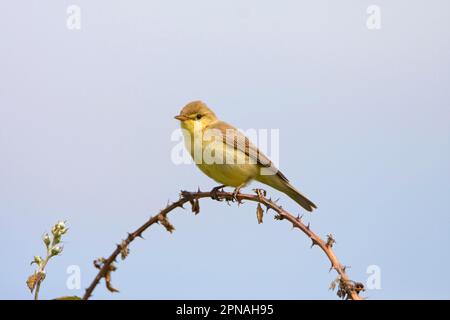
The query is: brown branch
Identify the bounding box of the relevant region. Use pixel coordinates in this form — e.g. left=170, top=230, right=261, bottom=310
left=82, top=189, right=363, bottom=300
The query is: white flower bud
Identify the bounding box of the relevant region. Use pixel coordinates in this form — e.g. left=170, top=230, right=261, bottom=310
left=42, top=233, right=51, bottom=247
left=50, top=245, right=63, bottom=256
left=51, top=221, right=68, bottom=237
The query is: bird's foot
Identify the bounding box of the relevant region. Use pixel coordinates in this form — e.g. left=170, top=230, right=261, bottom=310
left=254, top=188, right=267, bottom=202
left=210, top=185, right=226, bottom=201
left=232, top=185, right=244, bottom=204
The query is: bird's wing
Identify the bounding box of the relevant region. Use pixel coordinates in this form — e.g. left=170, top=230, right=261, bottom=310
left=207, top=121, right=289, bottom=182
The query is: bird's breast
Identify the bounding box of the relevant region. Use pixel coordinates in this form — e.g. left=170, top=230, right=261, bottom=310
left=183, top=133, right=259, bottom=187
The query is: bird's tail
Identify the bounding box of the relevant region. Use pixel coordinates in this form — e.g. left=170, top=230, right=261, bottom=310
left=256, top=173, right=317, bottom=212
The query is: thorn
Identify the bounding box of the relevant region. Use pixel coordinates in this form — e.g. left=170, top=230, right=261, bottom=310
left=274, top=214, right=284, bottom=221
left=307, top=223, right=310, bottom=230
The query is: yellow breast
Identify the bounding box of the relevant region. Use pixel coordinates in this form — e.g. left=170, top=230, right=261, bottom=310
left=181, top=124, right=259, bottom=187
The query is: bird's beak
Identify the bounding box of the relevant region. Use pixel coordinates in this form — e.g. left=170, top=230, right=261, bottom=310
left=174, top=115, right=189, bottom=121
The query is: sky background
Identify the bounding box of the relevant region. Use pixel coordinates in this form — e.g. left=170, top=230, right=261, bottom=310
left=1, top=1, right=449, bottom=300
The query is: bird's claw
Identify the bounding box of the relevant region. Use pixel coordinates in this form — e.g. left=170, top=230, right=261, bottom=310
left=232, top=187, right=243, bottom=204
left=254, top=188, right=267, bottom=202
left=210, top=185, right=225, bottom=201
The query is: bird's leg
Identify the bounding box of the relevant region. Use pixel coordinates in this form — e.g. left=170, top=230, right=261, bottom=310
left=254, top=188, right=267, bottom=202
left=232, top=183, right=246, bottom=203
left=210, top=185, right=226, bottom=201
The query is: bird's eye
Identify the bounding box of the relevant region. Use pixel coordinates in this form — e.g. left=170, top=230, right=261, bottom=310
left=196, top=114, right=203, bottom=120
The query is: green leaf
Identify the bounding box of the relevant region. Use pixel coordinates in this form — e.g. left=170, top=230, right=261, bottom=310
left=54, top=296, right=82, bottom=300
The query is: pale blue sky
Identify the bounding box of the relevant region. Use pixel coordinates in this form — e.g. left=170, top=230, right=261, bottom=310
left=1, top=1, right=449, bottom=299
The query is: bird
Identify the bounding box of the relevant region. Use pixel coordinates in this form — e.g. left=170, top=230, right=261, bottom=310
left=174, top=100, right=317, bottom=212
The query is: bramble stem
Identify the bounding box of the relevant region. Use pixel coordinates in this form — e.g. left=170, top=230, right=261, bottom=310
left=83, top=189, right=363, bottom=300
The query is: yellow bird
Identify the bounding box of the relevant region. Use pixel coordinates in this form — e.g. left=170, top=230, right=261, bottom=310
left=174, top=101, right=317, bottom=212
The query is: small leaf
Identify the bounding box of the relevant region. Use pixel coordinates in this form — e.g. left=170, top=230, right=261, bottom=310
left=31, top=256, right=43, bottom=267
left=256, top=203, right=264, bottom=224
left=354, top=282, right=365, bottom=294
left=105, top=271, right=119, bottom=293
left=54, top=296, right=82, bottom=300
left=158, top=215, right=175, bottom=233
left=330, top=281, right=337, bottom=291
left=93, top=258, right=119, bottom=293
left=26, top=272, right=44, bottom=293
left=26, top=274, right=38, bottom=293
left=329, top=276, right=340, bottom=291
left=189, top=199, right=200, bottom=215
left=326, top=234, right=336, bottom=248
left=120, top=240, right=129, bottom=260
left=93, top=258, right=104, bottom=269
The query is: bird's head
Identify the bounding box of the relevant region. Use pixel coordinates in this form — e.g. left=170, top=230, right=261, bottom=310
left=174, top=101, right=218, bottom=132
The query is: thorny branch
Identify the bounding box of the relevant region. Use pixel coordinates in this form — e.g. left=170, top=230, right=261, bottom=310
left=82, top=189, right=364, bottom=300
